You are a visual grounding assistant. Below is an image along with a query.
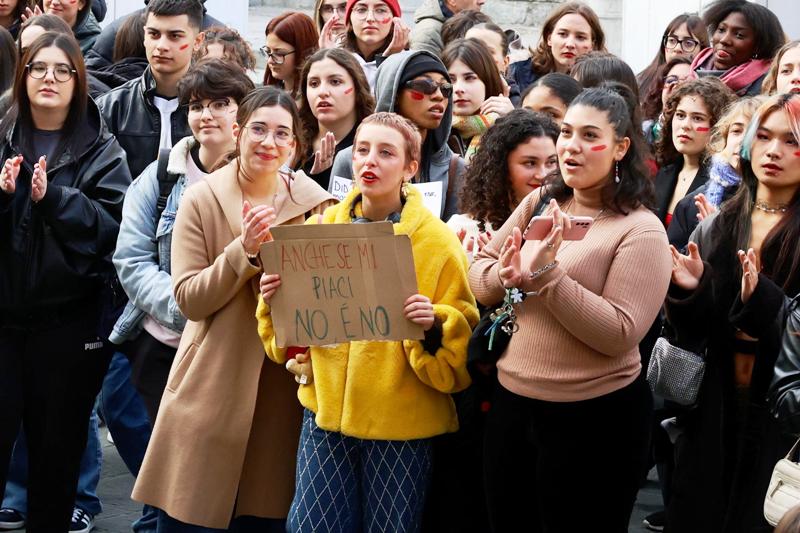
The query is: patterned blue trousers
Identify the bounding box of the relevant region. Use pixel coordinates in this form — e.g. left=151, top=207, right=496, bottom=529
left=288, top=409, right=432, bottom=533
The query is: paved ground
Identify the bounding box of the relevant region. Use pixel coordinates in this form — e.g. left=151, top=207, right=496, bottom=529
left=4, top=425, right=662, bottom=532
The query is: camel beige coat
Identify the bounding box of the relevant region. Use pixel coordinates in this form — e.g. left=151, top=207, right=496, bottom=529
left=131, top=164, right=335, bottom=528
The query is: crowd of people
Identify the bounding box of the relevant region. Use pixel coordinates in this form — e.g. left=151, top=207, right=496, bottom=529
left=1, top=0, right=800, bottom=532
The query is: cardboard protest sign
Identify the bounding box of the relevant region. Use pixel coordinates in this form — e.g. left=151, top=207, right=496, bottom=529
left=260, top=222, right=424, bottom=347
left=330, top=176, right=443, bottom=218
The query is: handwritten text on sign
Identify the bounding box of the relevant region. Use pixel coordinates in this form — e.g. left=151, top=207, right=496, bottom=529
left=260, top=222, right=423, bottom=347
left=330, top=176, right=443, bottom=218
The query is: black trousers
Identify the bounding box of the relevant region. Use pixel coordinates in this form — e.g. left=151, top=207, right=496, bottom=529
left=0, top=306, right=112, bottom=532
left=122, top=329, right=177, bottom=426
left=483, top=377, right=652, bottom=533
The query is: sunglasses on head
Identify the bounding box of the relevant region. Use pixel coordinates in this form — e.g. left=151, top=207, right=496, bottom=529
left=404, top=79, right=452, bottom=99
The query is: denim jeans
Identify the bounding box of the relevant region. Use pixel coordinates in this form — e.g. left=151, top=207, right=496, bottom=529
left=99, top=351, right=157, bottom=533
left=1, top=410, right=103, bottom=516
left=288, top=409, right=432, bottom=533
left=157, top=509, right=286, bottom=533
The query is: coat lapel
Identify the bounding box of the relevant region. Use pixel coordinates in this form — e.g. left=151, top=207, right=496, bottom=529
left=205, top=165, right=243, bottom=239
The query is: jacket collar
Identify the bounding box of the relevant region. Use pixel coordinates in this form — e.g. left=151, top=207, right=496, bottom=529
left=168, top=136, right=196, bottom=175
left=331, top=184, right=427, bottom=236
left=204, top=163, right=335, bottom=237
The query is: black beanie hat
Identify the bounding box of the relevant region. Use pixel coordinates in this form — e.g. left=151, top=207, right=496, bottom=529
left=398, top=53, right=450, bottom=88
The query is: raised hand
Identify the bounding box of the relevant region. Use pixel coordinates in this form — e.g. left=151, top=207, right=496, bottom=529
left=383, top=18, right=410, bottom=56
left=310, top=132, right=336, bottom=175
left=670, top=241, right=704, bottom=290
left=318, top=15, right=342, bottom=49
left=498, top=227, right=523, bottom=288
left=0, top=155, right=23, bottom=194
left=31, top=156, right=47, bottom=202
left=480, top=96, right=514, bottom=117
left=240, top=200, right=276, bottom=256
left=20, top=4, right=43, bottom=23
left=404, top=293, right=435, bottom=331
left=737, top=248, right=759, bottom=303
left=694, top=193, right=717, bottom=221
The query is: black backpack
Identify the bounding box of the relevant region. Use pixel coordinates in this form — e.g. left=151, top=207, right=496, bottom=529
left=155, top=147, right=179, bottom=222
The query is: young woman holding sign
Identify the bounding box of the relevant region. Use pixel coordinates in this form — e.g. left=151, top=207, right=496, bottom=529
left=257, top=112, right=478, bottom=533
left=131, top=87, right=333, bottom=532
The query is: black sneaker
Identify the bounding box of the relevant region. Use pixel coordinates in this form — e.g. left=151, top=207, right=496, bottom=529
left=643, top=510, right=666, bottom=531
left=0, top=508, right=25, bottom=530
left=69, top=507, right=94, bottom=533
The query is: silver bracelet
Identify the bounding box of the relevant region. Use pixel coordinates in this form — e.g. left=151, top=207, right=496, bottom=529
left=528, top=261, right=557, bottom=280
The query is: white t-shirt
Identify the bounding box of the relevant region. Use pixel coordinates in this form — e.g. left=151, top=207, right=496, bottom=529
left=152, top=95, right=180, bottom=150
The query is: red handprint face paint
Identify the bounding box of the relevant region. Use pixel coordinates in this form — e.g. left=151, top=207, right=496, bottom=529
left=590, top=144, right=607, bottom=152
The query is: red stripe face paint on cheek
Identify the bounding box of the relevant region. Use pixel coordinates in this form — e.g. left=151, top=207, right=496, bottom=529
left=179, top=44, right=189, bottom=50
left=379, top=18, right=392, bottom=24
left=794, top=151, right=800, bottom=157
left=409, top=90, right=425, bottom=101
left=344, top=87, right=354, bottom=94
left=590, top=144, right=607, bottom=152
left=696, top=126, right=710, bottom=132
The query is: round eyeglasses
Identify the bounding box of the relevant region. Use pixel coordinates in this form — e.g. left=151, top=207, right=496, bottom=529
left=26, top=62, right=76, bottom=83
left=244, top=124, right=294, bottom=146
left=188, top=98, right=233, bottom=118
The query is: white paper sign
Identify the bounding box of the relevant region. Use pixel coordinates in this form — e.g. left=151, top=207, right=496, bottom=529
left=329, top=176, right=443, bottom=218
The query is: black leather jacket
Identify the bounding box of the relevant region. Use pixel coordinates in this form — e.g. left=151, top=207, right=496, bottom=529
left=768, top=295, right=800, bottom=433
left=0, top=100, right=131, bottom=314
left=95, top=67, right=191, bottom=178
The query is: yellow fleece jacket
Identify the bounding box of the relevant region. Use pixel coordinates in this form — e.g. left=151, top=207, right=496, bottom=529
left=256, top=186, right=478, bottom=440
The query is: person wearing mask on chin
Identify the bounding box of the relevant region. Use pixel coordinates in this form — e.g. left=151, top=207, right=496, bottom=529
left=410, top=0, right=484, bottom=56
left=96, top=0, right=201, bottom=179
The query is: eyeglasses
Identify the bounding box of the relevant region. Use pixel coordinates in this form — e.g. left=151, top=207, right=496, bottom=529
left=403, top=79, right=453, bottom=99
left=26, top=62, right=76, bottom=83
left=244, top=124, right=294, bottom=146
left=350, top=4, right=393, bottom=20
left=188, top=98, right=233, bottom=118
left=664, top=35, right=699, bottom=53
left=320, top=3, right=347, bottom=17
left=259, top=47, right=295, bottom=64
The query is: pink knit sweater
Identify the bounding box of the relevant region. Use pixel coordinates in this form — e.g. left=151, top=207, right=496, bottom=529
left=469, top=190, right=672, bottom=402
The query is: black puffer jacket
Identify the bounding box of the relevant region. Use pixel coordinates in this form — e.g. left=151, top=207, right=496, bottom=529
left=0, top=99, right=131, bottom=313
left=95, top=67, right=191, bottom=178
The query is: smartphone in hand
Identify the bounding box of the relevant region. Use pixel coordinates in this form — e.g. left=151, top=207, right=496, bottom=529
left=523, top=215, right=593, bottom=241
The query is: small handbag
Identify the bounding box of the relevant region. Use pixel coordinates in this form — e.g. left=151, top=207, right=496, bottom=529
left=765, top=437, right=800, bottom=526
left=646, top=336, right=706, bottom=406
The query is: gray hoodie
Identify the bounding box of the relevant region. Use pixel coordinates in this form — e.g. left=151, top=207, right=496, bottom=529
left=329, top=50, right=465, bottom=221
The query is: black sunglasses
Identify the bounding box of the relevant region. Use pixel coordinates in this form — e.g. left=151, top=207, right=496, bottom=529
left=403, top=79, right=453, bottom=99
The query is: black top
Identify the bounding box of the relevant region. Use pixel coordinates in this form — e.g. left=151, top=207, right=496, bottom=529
left=32, top=129, right=64, bottom=164
left=653, top=159, right=710, bottom=226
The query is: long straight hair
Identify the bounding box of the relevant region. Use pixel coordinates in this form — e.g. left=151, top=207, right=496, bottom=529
left=262, top=12, right=318, bottom=96
left=2, top=31, right=87, bottom=160
left=442, top=38, right=505, bottom=102
left=529, top=2, right=605, bottom=77
left=720, top=93, right=800, bottom=294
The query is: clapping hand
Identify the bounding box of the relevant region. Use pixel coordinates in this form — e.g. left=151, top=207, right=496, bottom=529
left=318, top=15, right=343, bottom=49
left=310, top=132, right=336, bottom=175
left=240, top=201, right=276, bottom=256
left=21, top=4, right=43, bottom=23
left=383, top=18, right=410, bottom=56
left=31, top=156, right=47, bottom=202
left=0, top=155, right=23, bottom=194
left=737, top=248, right=759, bottom=303
left=670, top=242, right=704, bottom=290
left=694, top=193, right=717, bottom=221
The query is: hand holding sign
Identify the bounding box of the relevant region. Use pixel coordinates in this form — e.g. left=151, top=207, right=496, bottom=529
left=404, top=294, right=434, bottom=331
left=260, top=272, right=282, bottom=304
left=241, top=201, right=276, bottom=256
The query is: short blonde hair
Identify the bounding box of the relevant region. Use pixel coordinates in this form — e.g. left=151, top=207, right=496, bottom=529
left=708, top=95, right=767, bottom=154
left=355, top=112, right=422, bottom=166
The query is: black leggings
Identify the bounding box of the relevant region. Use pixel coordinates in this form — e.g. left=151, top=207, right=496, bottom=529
left=483, top=377, right=652, bottom=533
left=0, top=306, right=112, bottom=532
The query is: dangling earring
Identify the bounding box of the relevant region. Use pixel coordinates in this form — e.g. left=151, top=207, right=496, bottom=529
left=401, top=181, right=409, bottom=198
left=614, top=161, right=620, bottom=184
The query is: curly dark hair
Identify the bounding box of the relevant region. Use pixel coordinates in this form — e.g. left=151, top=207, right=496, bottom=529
left=459, top=109, right=559, bottom=230
left=655, top=77, right=735, bottom=166
left=703, top=0, right=785, bottom=62
left=543, top=82, right=655, bottom=215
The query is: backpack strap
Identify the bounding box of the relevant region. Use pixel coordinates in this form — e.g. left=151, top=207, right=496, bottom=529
left=155, top=148, right=178, bottom=222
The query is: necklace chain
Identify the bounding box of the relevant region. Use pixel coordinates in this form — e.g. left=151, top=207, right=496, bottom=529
left=754, top=199, right=788, bottom=214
